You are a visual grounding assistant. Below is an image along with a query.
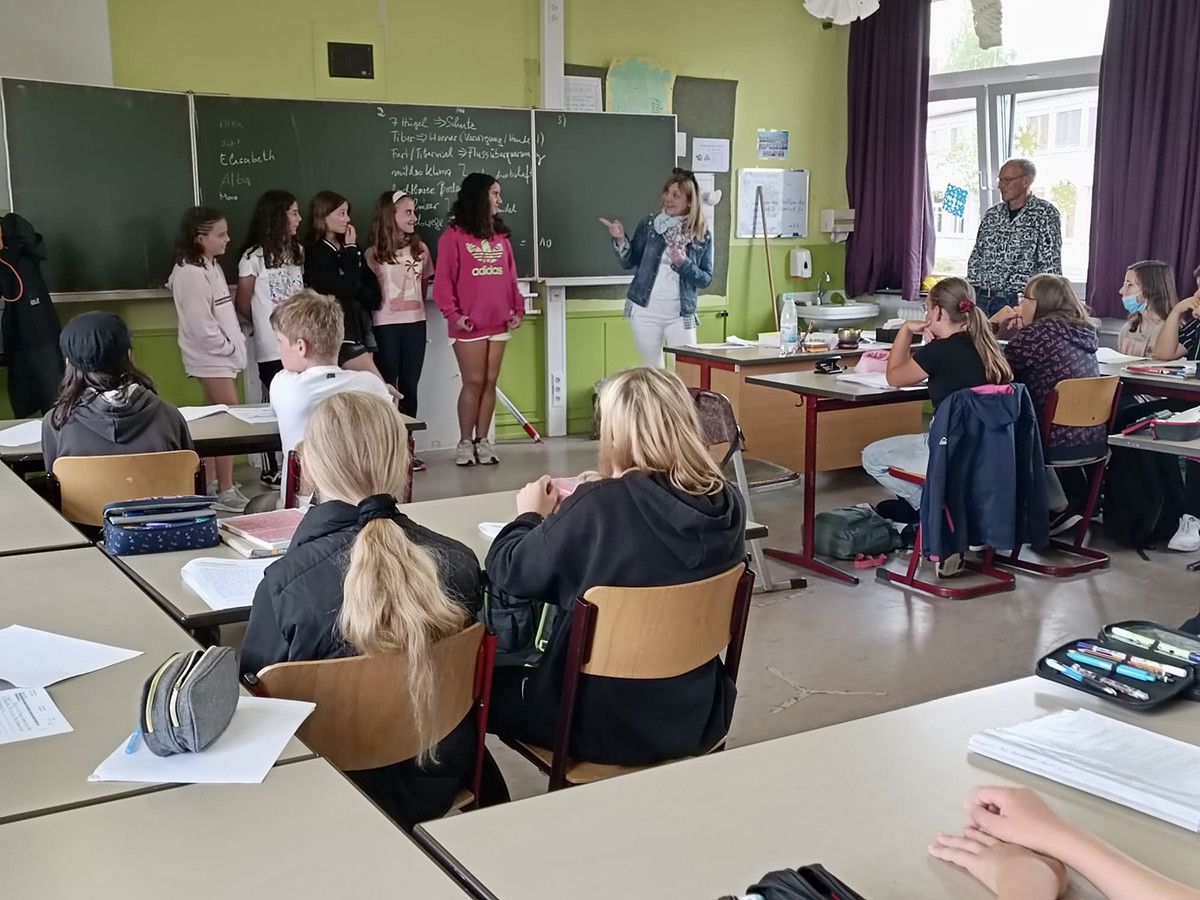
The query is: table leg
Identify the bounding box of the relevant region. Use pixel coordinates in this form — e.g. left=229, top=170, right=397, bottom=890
left=764, top=394, right=861, bottom=586
left=699, top=361, right=711, bottom=390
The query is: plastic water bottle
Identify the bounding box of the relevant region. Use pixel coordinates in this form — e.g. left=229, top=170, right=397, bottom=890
left=779, top=295, right=799, bottom=356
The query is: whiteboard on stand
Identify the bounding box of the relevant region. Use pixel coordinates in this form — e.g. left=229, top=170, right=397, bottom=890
left=735, top=168, right=809, bottom=238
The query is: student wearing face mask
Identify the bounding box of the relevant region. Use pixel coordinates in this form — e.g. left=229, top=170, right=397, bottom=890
left=1118, top=260, right=1177, bottom=358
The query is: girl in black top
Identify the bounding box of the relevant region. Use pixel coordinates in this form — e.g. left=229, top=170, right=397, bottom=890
left=485, top=367, right=747, bottom=766
left=240, top=391, right=489, bottom=826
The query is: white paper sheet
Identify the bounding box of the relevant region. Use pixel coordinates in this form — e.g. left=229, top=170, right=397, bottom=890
left=226, top=405, right=278, bottom=425
left=835, top=371, right=926, bottom=390
left=692, top=137, right=730, bottom=173
left=178, top=404, right=230, bottom=422
left=563, top=75, right=603, bottom=112
left=675, top=131, right=688, bottom=159
left=181, top=557, right=274, bottom=611
left=0, top=626, right=142, bottom=688
left=0, top=420, right=41, bottom=447
left=89, top=696, right=314, bottom=784
left=478, top=522, right=506, bottom=540
left=1095, top=348, right=1147, bottom=365
left=0, top=688, right=73, bottom=745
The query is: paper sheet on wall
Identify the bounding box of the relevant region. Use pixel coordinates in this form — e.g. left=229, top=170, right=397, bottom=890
left=0, top=420, right=41, bottom=447
left=758, top=129, right=789, bottom=160
left=563, top=75, right=603, bottom=112
left=0, top=626, right=142, bottom=688
left=606, top=57, right=675, bottom=114
left=736, top=169, right=810, bottom=238
left=0, top=688, right=73, bottom=745
left=676, top=131, right=688, bottom=159
left=692, top=138, right=730, bottom=173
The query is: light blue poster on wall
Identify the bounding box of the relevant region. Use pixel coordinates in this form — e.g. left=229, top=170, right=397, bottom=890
left=606, top=57, right=675, bottom=114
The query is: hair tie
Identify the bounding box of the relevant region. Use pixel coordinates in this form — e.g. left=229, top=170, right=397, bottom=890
left=356, top=493, right=398, bottom=527
left=958, top=298, right=976, bottom=313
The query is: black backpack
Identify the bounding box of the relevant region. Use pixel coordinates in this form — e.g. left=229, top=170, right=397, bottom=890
left=1102, top=401, right=1185, bottom=553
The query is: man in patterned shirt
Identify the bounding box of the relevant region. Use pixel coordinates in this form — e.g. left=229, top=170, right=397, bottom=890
left=966, top=158, right=1063, bottom=317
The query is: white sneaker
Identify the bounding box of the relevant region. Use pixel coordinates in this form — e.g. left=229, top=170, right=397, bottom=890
left=935, top=553, right=964, bottom=579
left=1168, top=514, right=1200, bottom=552
left=475, top=438, right=499, bottom=465
left=212, top=485, right=250, bottom=514
left=455, top=439, right=477, bottom=466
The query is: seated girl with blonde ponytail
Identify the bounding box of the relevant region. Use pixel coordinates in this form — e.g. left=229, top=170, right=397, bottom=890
left=240, top=391, right=491, bottom=826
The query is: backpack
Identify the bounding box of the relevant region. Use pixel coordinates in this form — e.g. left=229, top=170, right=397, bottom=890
left=1102, top=401, right=1185, bottom=552
left=479, top=580, right=557, bottom=667
left=813, top=506, right=901, bottom=559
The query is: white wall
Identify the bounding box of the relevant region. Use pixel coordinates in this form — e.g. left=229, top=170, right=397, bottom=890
left=0, top=0, right=113, bottom=209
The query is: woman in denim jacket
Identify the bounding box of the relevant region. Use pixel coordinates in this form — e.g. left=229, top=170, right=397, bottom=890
left=602, top=169, right=714, bottom=367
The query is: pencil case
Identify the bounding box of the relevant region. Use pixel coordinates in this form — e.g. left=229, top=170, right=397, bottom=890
left=103, top=495, right=219, bottom=556
left=1036, top=636, right=1196, bottom=711
left=720, top=865, right=869, bottom=900
left=139, top=646, right=238, bottom=756
left=1101, top=620, right=1200, bottom=702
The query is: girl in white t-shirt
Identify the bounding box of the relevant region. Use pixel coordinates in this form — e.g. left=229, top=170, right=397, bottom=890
left=233, top=190, right=304, bottom=486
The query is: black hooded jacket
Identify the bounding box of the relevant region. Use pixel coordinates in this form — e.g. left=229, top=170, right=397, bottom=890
left=0, top=213, right=64, bottom=416
left=485, top=471, right=747, bottom=765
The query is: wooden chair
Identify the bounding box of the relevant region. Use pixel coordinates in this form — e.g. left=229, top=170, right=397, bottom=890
left=254, top=622, right=496, bottom=812
left=505, top=563, right=755, bottom=791
left=284, top=449, right=302, bottom=509
left=1003, top=375, right=1120, bottom=577
left=51, top=450, right=204, bottom=527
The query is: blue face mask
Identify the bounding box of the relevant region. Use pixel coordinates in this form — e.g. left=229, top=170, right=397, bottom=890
left=1122, top=293, right=1146, bottom=314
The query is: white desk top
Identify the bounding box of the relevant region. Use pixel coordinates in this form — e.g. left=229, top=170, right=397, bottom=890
left=418, top=678, right=1200, bottom=900
left=1109, top=429, right=1200, bottom=457
left=0, top=462, right=89, bottom=556
left=0, top=547, right=310, bottom=823
left=3, top=757, right=467, bottom=900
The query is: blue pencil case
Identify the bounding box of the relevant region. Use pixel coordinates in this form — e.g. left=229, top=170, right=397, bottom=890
left=103, top=495, right=219, bottom=556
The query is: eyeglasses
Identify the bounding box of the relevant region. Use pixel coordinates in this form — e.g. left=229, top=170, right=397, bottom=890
left=1020, top=294, right=1036, bottom=304
left=997, top=175, right=1025, bottom=185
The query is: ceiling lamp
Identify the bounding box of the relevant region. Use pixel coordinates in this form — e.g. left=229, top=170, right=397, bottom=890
left=803, top=0, right=881, bottom=27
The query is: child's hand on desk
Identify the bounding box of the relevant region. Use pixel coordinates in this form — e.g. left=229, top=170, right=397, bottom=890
left=929, top=828, right=1067, bottom=899
left=516, top=475, right=560, bottom=518
left=966, top=787, right=1070, bottom=858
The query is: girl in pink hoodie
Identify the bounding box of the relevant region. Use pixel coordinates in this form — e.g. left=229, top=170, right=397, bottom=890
left=434, top=173, right=524, bottom=466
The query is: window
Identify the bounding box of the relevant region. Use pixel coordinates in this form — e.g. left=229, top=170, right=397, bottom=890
left=927, top=0, right=1106, bottom=285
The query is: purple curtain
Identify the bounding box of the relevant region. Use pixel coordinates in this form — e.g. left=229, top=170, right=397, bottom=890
left=845, top=0, right=935, bottom=300
left=1087, top=0, right=1200, bottom=317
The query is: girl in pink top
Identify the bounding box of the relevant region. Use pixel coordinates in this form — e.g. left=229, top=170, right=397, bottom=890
left=434, top=173, right=524, bottom=466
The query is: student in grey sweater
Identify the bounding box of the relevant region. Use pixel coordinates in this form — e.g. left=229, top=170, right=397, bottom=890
left=41, top=312, right=194, bottom=472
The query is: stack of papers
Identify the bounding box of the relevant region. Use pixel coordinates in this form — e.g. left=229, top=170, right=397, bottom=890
left=181, top=557, right=275, bottom=611
left=227, top=405, right=278, bottom=425
left=0, top=420, right=41, bottom=447
left=0, top=625, right=141, bottom=688
left=836, top=371, right=900, bottom=389
left=178, top=404, right=229, bottom=422
left=969, top=709, right=1200, bottom=831
left=220, top=507, right=305, bottom=552
left=1095, top=348, right=1147, bottom=365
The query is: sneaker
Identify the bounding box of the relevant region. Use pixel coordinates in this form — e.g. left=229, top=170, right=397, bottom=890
left=411, top=456, right=427, bottom=473
left=1048, top=508, right=1083, bottom=537
left=260, top=469, right=282, bottom=488
left=205, top=479, right=219, bottom=497
left=475, top=438, right=499, bottom=465
left=875, top=497, right=920, bottom=525
left=213, top=485, right=250, bottom=513
left=1169, top=514, right=1200, bottom=552
left=935, top=553, right=964, bottom=579
left=455, top=440, right=477, bottom=466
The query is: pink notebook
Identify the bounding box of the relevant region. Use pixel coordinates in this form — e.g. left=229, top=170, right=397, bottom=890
left=219, top=507, right=306, bottom=551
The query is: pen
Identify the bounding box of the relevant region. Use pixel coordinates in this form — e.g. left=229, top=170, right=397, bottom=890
left=1129, top=655, right=1188, bottom=679
left=1089, top=670, right=1150, bottom=701
left=1075, top=644, right=1182, bottom=679
left=125, top=728, right=142, bottom=754
left=1154, top=641, right=1200, bottom=666
left=1066, top=651, right=1159, bottom=683
left=1047, top=658, right=1117, bottom=696
left=1109, top=627, right=1156, bottom=650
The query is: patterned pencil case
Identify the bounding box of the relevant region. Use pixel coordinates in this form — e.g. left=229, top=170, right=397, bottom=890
left=140, top=646, right=238, bottom=756
left=102, top=495, right=219, bottom=556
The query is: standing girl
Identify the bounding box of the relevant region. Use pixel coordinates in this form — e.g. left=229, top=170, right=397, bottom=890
left=601, top=168, right=714, bottom=368
left=1118, top=259, right=1178, bottom=358
left=303, top=190, right=383, bottom=377
left=168, top=205, right=248, bottom=512
left=234, top=190, right=304, bottom=487
left=434, top=173, right=524, bottom=467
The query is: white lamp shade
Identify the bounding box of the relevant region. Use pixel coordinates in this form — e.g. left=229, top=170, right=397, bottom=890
left=803, top=0, right=882, bottom=26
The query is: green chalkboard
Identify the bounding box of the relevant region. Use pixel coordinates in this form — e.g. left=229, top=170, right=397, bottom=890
left=193, top=96, right=535, bottom=278
left=533, top=110, right=675, bottom=279
left=1, top=79, right=195, bottom=292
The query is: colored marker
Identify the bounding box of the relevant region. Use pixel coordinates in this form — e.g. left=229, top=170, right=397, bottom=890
left=125, top=728, right=142, bottom=754
left=1129, top=655, right=1188, bottom=679
left=1067, top=651, right=1159, bottom=683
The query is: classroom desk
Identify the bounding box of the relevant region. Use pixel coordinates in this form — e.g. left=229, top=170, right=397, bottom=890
left=415, top=677, right=1200, bottom=900
left=109, top=490, right=769, bottom=630
left=1100, top=361, right=1200, bottom=403
left=0, top=460, right=89, bottom=556
left=669, top=344, right=925, bottom=473
left=1108, top=429, right=1200, bottom=457
left=0, top=547, right=311, bottom=824
left=744, top=371, right=929, bottom=586
left=4, top=757, right=469, bottom=900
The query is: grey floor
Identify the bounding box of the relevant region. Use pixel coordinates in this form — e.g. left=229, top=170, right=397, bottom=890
left=239, top=437, right=1200, bottom=802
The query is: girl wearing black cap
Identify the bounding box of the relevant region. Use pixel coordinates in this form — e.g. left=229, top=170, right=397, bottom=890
left=42, top=311, right=194, bottom=472
left=240, top=391, right=494, bottom=827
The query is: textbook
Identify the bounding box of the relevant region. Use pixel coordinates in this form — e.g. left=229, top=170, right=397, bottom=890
left=219, top=508, right=306, bottom=552
left=180, top=557, right=275, bottom=611
left=220, top=531, right=287, bottom=560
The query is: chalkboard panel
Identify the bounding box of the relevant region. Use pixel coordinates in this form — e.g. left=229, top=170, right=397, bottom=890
left=194, top=96, right=535, bottom=278
left=534, top=110, right=675, bottom=279
left=2, top=79, right=194, bottom=291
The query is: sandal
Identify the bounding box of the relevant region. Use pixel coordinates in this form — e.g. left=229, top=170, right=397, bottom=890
left=854, top=553, right=887, bottom=568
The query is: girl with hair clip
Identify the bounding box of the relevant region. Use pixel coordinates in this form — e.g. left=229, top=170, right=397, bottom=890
left=1000, top=274, right=1101, bottom=533
left=434, top=173, right=524, bottom=467
left=485, top=367, right=746, bottom=767
left=862, top=277, right=1012, bottom=519
left=601, top=168, right=715, bottom=368
left=303, top=190, right=384, bottom=378
left=234, top=190, right=305, bottom=487
left=168, top=205, right=248, bottom=512
left=239, top=391, right=497, bottom=827
left=366, top=190, right=432, bottom=420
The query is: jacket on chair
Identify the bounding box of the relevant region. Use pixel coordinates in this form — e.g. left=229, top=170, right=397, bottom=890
left=920, top=383, right=1049, bottom=560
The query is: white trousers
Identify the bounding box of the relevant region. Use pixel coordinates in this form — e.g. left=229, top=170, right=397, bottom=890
left=629, top=297, right=696, bottom=368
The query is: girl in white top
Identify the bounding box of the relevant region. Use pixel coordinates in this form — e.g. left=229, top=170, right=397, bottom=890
left=233, top=189, right=304, bottom=486
left=167, top=205, right=248, bottom=512
left=1117, top=259, right=1178, bottom=358
left=365, top=190, right=432, bottom=421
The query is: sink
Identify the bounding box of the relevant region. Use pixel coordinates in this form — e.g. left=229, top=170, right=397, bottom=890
left=796, top=302, right=880, bottom=327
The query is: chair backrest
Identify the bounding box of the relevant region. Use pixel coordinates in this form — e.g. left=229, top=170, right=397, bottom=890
left=688, top=387, right=741, bottom=448
left=580, top=564, right=748, bottom=680
left=52, top=450, right=201, bottom=526
left=1047, top=375, right=1120, bottom=432
left=284, top=450, right=302, bottom=509
left=255, top=622, right=485, bottom=771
